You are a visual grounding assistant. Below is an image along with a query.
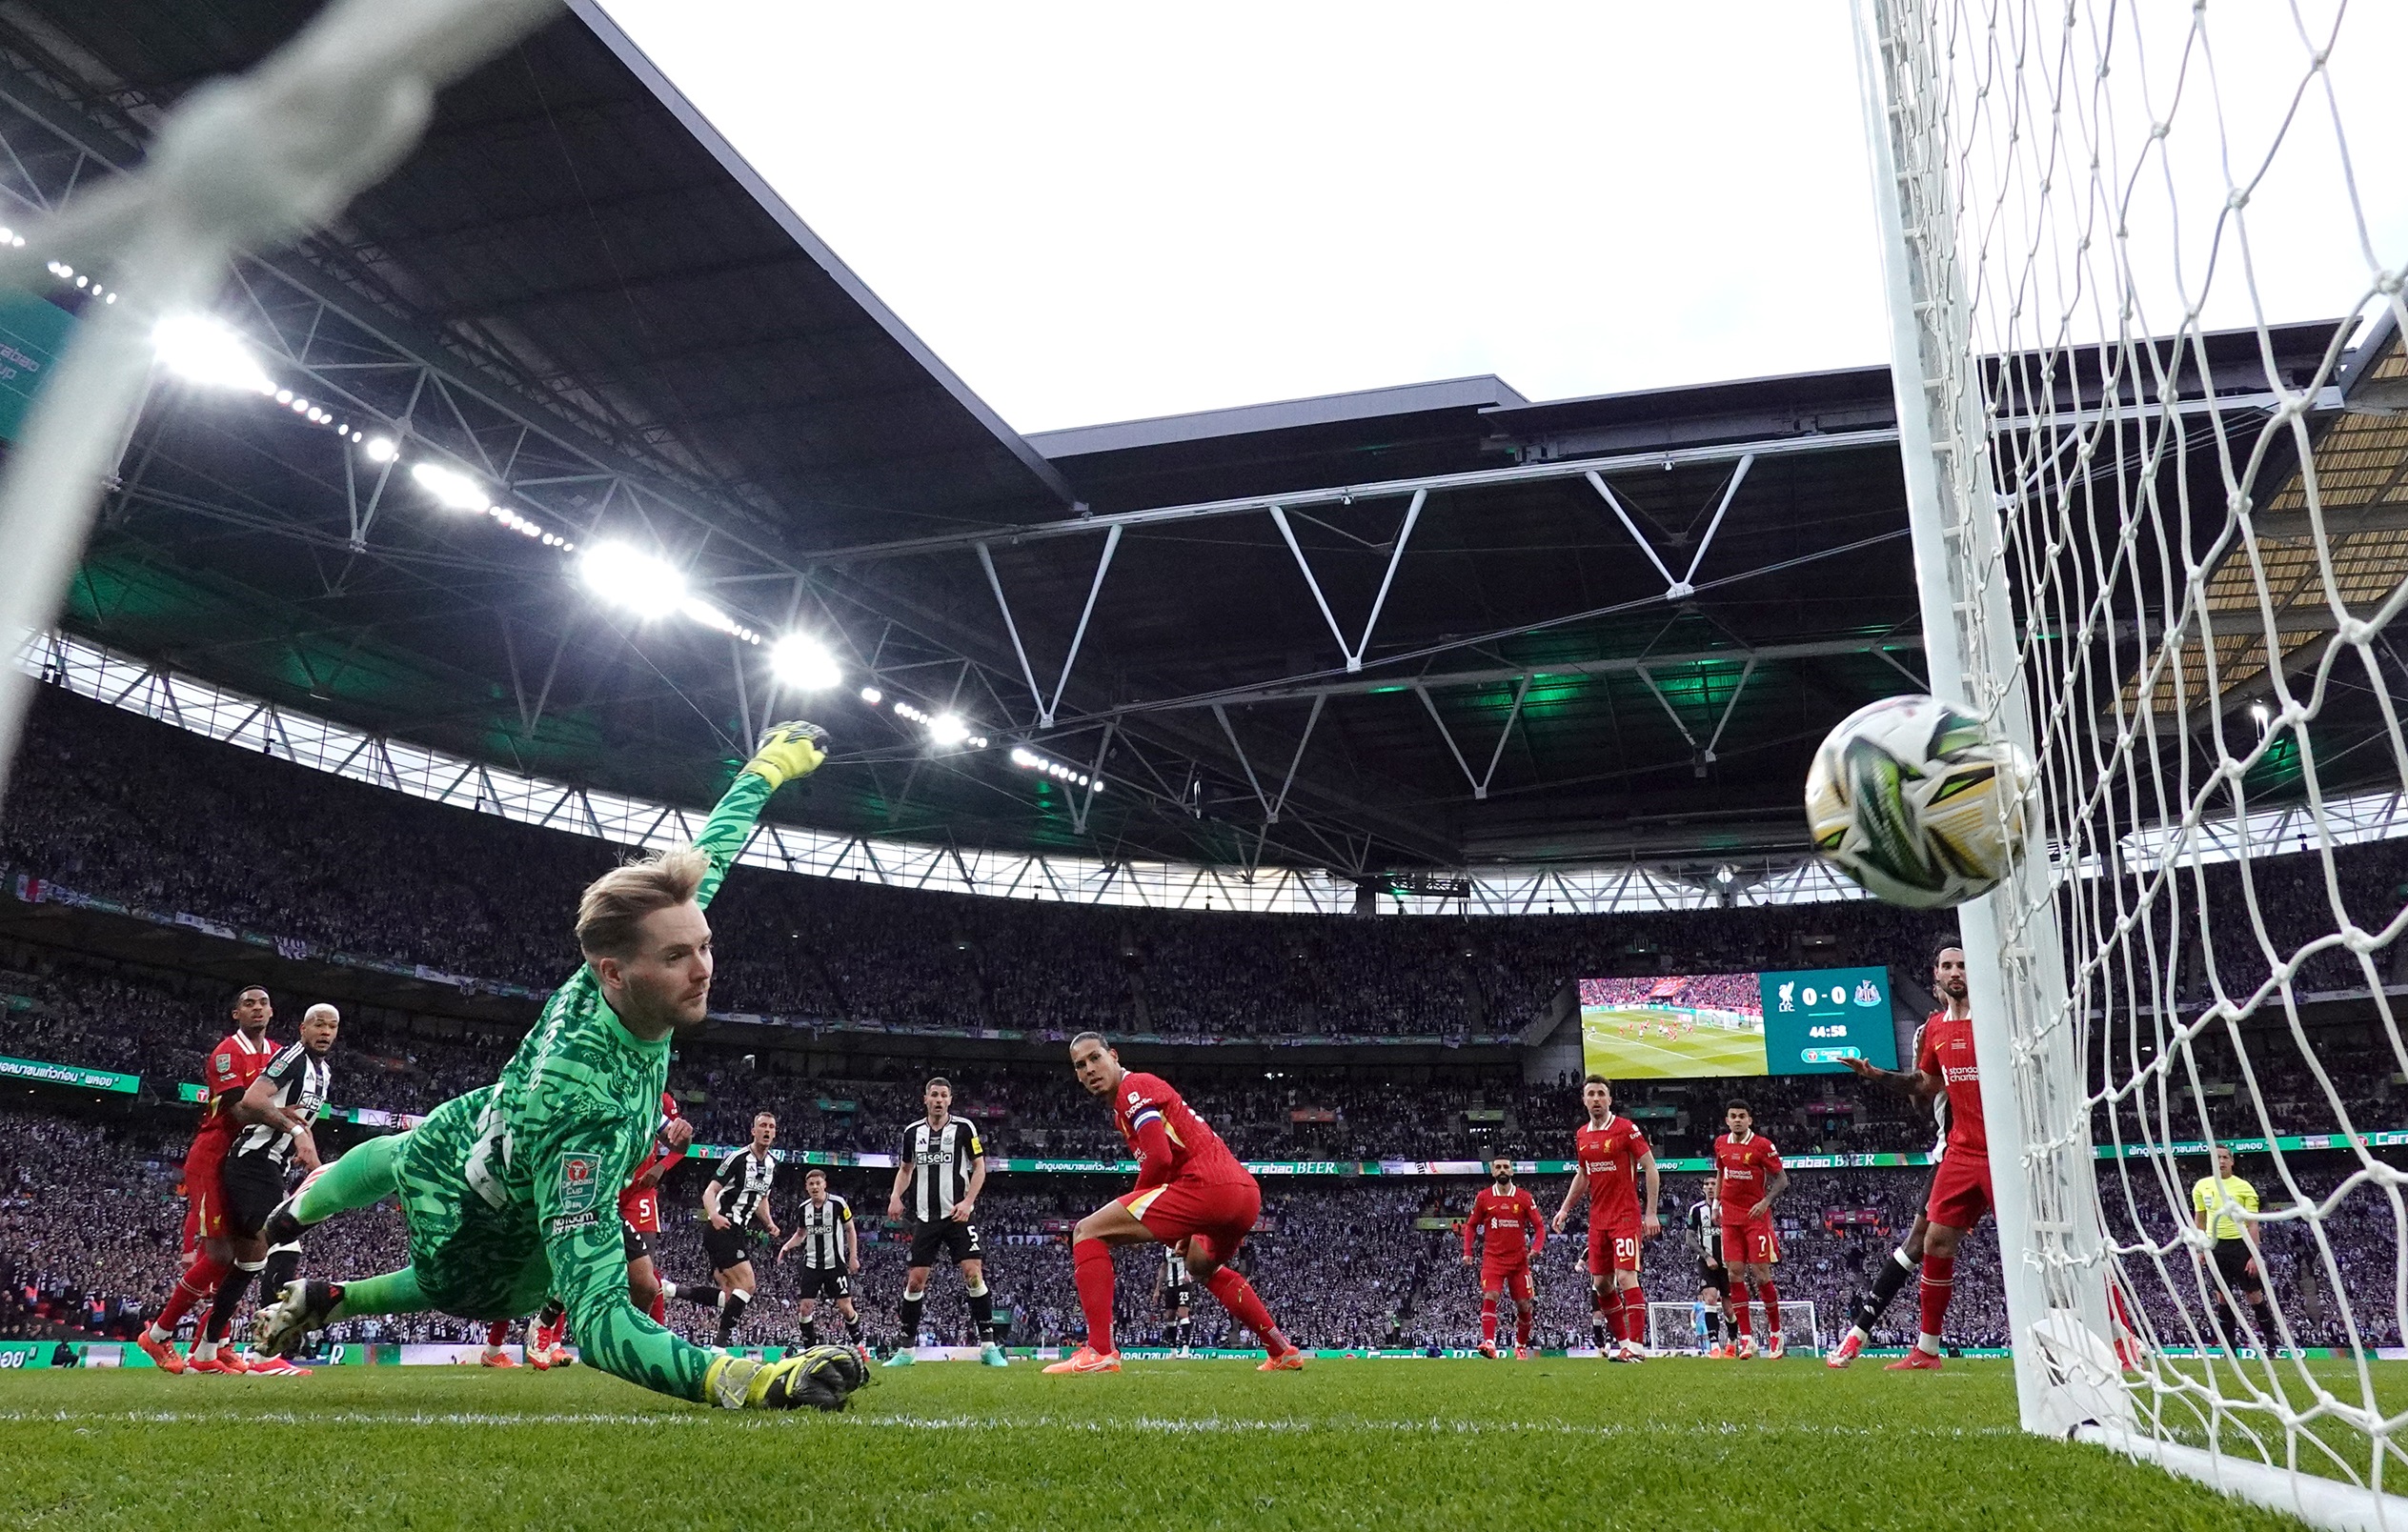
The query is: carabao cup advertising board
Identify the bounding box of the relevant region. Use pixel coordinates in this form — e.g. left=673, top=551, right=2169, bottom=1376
left=1578, top=967, right=1897, bottom=1079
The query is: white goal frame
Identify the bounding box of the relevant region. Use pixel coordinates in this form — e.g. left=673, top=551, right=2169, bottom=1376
left=1647, top=1300, right=1821, bottom=1358
left=1852, top=3, right=2408, bottom=1528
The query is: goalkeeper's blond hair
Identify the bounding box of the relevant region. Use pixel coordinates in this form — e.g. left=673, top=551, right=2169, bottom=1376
left=577, top=848, right=708, bottom=959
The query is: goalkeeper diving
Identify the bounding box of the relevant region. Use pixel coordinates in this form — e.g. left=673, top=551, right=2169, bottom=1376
left=254, top=723, right=860, bottom=1410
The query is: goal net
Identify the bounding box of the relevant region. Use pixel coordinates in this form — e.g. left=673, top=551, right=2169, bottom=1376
left=1647, top=1300, right=1821, bottom=1358
left=1852, top=0, right=2408, bottom=1523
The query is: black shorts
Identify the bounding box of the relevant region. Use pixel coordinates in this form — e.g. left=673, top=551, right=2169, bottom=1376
left=219, top=1153, right=287, bottom=1238
left=794, top=1267, right=852, bottom=1302
left=622, top=1225, right=655, bottom=1264
left=1698, top=1260, right=1730, bottom=1295
left=908, top=1219, right=982, bottom=1266
left=703, top=1224, right=757, bottom=1273
left=2212, top=1239, right=2257, bottom=1292
left=1162, top=1283, right=1194, bottom=1312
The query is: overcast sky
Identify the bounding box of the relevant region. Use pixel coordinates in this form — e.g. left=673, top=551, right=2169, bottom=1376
left=598, top=1, right=2404, bottom=435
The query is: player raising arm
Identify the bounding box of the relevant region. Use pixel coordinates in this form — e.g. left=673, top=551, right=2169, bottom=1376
left=1044, top=1033, right=1304, bottom=1375
left=1551, top=1076, right=1661, bottom=1361
left=1463, top=1153, right=1544, bottom=1359
left=253, top=724, right=858, bottom=1411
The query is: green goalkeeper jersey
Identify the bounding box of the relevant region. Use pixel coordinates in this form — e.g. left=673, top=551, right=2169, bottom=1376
left=395, top=768, right=772, bottom=1402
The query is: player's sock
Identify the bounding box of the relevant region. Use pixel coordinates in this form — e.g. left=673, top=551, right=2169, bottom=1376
left=323, top=1265, right=431, bottom=1321
left=799, top=1317, right=822, bottom=1346
left=647, top=1292, right=668, bottom=1325
left=1853, top=1244, right=1916, bottom=1335
left=898, top=1290, right=926, bottom=1346
left=151, top=1252, right=229, bottom=1338
left=1757, top=1280, right=1781, bottom=1343
left=843, top=1311, right=867, bottom=1344
left=486, top=1320, right=512, bottom=1350
left=715, top=1289, right=750, bottom=1347
left=1204, top=1265, right=1287, bottom=1357
left=966, top=1280, right=998, bottom=1343
left=669, top=1281, right=719, bottom=1309
left=1730, top=1282, right=1753, bottom=1345
left=1916, top=1254, right=1955, bottom=1355
left=1619, top=1283, right=1647, bottom=1343
left=1589, top=1287, right=1611, bottom=1351
left=537, top=1297, right=567, bottom=1329
left=1175, top=1316, right=1190, bottom=1351
left=1072, top=1240, right=1116, bottom=1355
left=1480, top=1295, right=1499, bottom=1348
left=1514, top=1303, right=1534, bottom=1350
left=203, top=1259, right=264, bottom=1346
left=261, top=1243, right=301, bottom=1304
left=2250, top=1298, right=2281, bottom=1353
left=291, top=1131, right=401, bottom=1224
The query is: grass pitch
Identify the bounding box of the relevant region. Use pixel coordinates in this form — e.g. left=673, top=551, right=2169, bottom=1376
left=0, top=1356, right=2319, bottom=1529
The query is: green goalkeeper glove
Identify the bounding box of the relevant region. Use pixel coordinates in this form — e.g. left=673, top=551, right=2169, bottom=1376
left=704, top=1345, right=866, bottom=1410
left=741, top=720, right=830, bottom=792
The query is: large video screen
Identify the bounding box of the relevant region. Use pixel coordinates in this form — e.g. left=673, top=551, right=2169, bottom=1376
left=1577, top=966, right=1898, bottom=1080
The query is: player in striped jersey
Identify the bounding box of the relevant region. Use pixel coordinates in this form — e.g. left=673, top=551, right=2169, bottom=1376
left=777, top=1167, right=865, bottom=1355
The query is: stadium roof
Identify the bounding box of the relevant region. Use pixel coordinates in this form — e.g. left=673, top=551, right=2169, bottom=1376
left=0, top=1, right=2387, bottom=893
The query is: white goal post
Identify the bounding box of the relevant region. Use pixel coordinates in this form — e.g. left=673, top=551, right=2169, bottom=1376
left=1853, top=1, right=2408, bottom=1527
left=1647, top=1300, right=1821, bottom=1358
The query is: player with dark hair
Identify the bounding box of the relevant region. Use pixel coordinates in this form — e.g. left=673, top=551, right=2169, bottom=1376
left=2194, top=1144, right=2281, bottom=1357
left=138, top=984, right=279, bottom=1372
left=1464, top=1153, right=1544, bottom=1359
left=1551, top=1075, right=1661, bottom=1361
left=886, top=1077, right=1004, bottom=1367
left=666, top=1111, right=780, bottom=1348
left=1045, top=1032, right=1303, bottom=1375
left=1713, top=1098, right=1789, bottom=1359
left=1831, top=952, right=1957, bottom=1367
left=779, top=1166, right=867, bottom=1355
left=1840, top=944, right=1987, bottom=1372
left=253, top=724, right=856, bottom=1412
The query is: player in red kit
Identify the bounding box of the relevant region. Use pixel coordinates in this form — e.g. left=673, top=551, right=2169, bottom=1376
left=1045, top=1032, right=1303, bottom=1375
left=1462, top=1154, right=1545, bottom=1359
left=140, top=985, right=279, bottom=1372
left=1551, top=1076, right=1662, bottom=1361
left=1712, top=1099, right=1790, bottom=1359
left=1846, top=945, right=1987, bottom=1372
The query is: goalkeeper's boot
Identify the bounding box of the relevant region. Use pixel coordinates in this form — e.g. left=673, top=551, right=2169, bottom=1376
left=1763, top=1333, right=1786, bottom=1362
left=1042, top=1345, right=1121, bottom=1375
left=1257, top=1346, right=1307, bottom=1372
left=1885, top=1346, right=1945, bottom=1372
left=882, top=1346, right=917, bottom=1367
left=981, top=1340, right=1009, bottom=1368
left=1826, top=1330, right=1865, bottom=1369
left=134, top=1328, right=186, bottom=1374
left=253, top=1280, right=343, bottom=1360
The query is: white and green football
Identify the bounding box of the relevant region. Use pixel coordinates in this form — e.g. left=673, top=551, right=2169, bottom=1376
left=1804, top=694, right=2029, bottom=909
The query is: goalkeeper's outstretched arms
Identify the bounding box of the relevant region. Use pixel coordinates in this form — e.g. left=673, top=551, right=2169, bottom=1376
left=689, top=721, right=830, bottom=911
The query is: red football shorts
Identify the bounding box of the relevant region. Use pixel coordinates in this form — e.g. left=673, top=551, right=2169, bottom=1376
left=1925, top=1150, right=1993, bottom=1230
left=1122, top=1174, right=1260, bottom=1262
left=182, top=1136, right=229, bottom=1245
left=1587, top=1220, right=1641, bottom=1277
left=1720, top=1222, right=1779, bottom=1266
left=1481, top=1261, right=1533, bottom=1300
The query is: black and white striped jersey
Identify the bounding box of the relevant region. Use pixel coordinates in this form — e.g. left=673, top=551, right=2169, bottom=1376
left=1161, top=1244, right=1193, bottom=1297
left=790, top=1194, right=852, bottom=1269
left=230, top=1042, right=330, bottom=1172
left=1687, top=1196, right=1722, bottom=1261
left=711, top=1148, right=779, bottom=1227
left=900, top=1117, right=982, bottom=1222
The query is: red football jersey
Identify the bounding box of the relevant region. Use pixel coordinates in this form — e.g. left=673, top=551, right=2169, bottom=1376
left=1574, top=1116, right=1651, bottom=1228
left=1464, top=1183, right=1544, bottom=1264
left=1916, top=1013, right=1988, bottom=1157
left=1113, top=1071, right=1245, bottom=1184
left=1712, top=1131, right=1783, bottom=1223
left=193, top=1032, right=275, bottom=1143
left=618, top=1090, right=685, bottom=1232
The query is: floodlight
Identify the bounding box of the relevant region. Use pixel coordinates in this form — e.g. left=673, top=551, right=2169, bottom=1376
left=928, top=712, right=971, bottom=747
left=363, top=435, right=398, bottom=463
left=578, top=540, right=687, bottom=619
left=152, top=314, right=275, bottom=393
left=769, top=634, right=840, bottom=691
left=860, top=687, right=882, bottom=705
left=410, top=461, right=489, bottom=513
left=2250, top=702, right=2271, bottom=726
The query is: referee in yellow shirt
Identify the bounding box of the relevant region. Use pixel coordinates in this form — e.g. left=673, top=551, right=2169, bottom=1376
left=2192, top=1145, right=2279, bottom=1356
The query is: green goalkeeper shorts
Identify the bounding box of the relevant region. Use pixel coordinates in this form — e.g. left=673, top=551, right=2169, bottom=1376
left=389, top=1093, right=559, bottom=1321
